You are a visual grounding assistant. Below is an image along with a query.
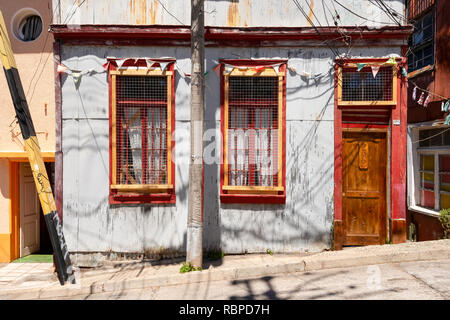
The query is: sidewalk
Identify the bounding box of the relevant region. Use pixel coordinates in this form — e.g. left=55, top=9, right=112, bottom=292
left=1, top=239, right=449, bottom=300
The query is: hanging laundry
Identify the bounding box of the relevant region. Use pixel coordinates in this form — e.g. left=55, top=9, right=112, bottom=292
left=423, top=95, right=431, bottom=107
left=443, top=100, right=450, bottom=112
left=417, top=92, right=425, bottom=105
left=412, top=86, right=417, bottom=100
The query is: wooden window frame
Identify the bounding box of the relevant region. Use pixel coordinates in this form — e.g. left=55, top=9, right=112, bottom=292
left=219, top=60, right=287, bottom=204
left=108, top=60, right=176, bottom=204
left=337, top=63, right=398, bottom=107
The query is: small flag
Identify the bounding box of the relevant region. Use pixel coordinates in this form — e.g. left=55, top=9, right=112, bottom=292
left=356, top=63, right=367, bottom=72
left=116, top=59, right=126, bottom=69
left=423, top=95, right=431, bottom=107
left=159, top=61, right=170, bottom=72
left=385, top=57, right=397, bottom=65
left=72, top=71, right=82, bottom=86
left=57, top=64, right=68, bottom=73
left=255, top=66, right=266, bottom=72
left=102, top=61, right=110, bottom=70
left=146, top=59, right=155, bottom=69
left=401, top=67, right=408, bottom=77
left=213, top=64, right=221, bottom=78
left=224, top=65, right=233, bottom=74
left=418, top=92, right=425, bottom=105
left=412, top=86, right=417, bottom=100
left=371, top=65, right=380, bottom=78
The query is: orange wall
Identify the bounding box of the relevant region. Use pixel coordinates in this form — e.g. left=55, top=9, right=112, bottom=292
left=0, top=0, right=55, bottom=152
left=0, top=0, right=55, bottom=262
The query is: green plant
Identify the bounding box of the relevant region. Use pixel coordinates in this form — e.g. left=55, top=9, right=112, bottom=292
left=179, top=262, right=202, bottom=273
left=266, top=249, right=273, bottom=255
left=206, top=251, right=224, bottom=260
left=439, top=208, right=450, bottom=239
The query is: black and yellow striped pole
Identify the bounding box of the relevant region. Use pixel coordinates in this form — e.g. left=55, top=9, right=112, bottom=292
left=0, top=11, right=74, bottom=285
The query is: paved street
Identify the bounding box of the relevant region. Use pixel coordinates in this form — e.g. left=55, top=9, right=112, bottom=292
left=55, top=259, right=450, bottom=300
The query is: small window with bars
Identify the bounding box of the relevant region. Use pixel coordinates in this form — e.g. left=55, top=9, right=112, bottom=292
left=222, top=64, right=285, bottom=196
left=337, top=64, right=397, bottom=106
left=109, top=64, right=174, bottom=201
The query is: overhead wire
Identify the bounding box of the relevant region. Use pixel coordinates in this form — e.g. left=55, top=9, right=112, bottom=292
left=291, top=0, right=342, bottom=59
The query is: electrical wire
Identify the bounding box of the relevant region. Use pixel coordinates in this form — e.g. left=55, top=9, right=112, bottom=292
left=375, top=0, right=403, bottom=26
left=332, top=0, right=399, bottom=25
left=291, top=0, right=341, bottom=59
left=409, top=79, right=450, bottom=101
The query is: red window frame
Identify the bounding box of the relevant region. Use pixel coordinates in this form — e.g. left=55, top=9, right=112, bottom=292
left=219, top=59, right=287, bottom=204
left=108, top=58, right=176, bottom=204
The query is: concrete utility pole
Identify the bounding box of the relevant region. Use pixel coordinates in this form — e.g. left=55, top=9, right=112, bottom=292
left=187, top=0, right=204, bottom=268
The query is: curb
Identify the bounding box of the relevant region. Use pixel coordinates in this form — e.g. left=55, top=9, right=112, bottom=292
left=1, top=244, right=450, bottom=299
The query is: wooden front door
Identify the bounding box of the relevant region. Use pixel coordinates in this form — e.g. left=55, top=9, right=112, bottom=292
left=19, top=163, right=40, bottom=257
left=342, top=131, right=387, bottom=246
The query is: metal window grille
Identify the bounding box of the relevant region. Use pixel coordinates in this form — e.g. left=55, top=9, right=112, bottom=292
left=342, top=67, right=393, bottom=102
left=115, top=75, right=168, bottom=185
left=227, top=76, right=279, bottom=187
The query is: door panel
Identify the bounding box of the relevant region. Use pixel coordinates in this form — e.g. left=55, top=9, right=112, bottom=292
left=342, top=132, right=387, bottom=246
left=19, top=163, right=40, bottom=257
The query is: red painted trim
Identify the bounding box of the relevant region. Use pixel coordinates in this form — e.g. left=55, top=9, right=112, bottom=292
left=390, top=59, right=408, bottom=220
left=342, top=123, right=389, bottom=129
left=50, top=25, right=413, bottom=47
left=108, top=60, right=176, bottom=204
left=334, top=58, right=408, bottom=228
left=220, top=194, right=286, bottom=204
left=219, top=60, right=287, bottom=204
left=334, top=64, right=343, bottom=221
left=53, top=40, right=63, bottom=223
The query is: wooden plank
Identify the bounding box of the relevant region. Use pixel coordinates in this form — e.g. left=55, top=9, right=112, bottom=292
left=110, top=70, right=173, bottom=76
left=167, top=74, right=172, bottom=185
left=226, top=69, right=285, bottom=77
left=224, top=75, right=229, bottom=186
left=222, top=185, right=284, bottom=192
left=337, top=67, right=342, bottom=103
left=111, top=75, right=117, bottom=185
left=278, top=75, right=283, bottom=187
left=111, top=184, right=173, bottom=191
left=338, top=100, right=396, bottom=106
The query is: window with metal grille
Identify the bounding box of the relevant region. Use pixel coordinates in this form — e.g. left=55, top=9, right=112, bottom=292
left=341, top=67, right=393, bottom=102
left=337, top=63, right=397, bottom=106
left=116, top=76, right=168, bottom=185
left=227, top=77, right=279, bottom=187
left=109, top=63, right=174, bottom=203
left=221, top=62, right=286, bottom=201
left=407, top=9, right=435, bottom=73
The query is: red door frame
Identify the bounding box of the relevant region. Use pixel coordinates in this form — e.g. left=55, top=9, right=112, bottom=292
left=333, top=56, right=408, bottom=249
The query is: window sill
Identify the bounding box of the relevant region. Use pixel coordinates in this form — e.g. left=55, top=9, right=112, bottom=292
left=109, top=187, right=175, bottom=204
left=408, top=205, right=441, bottom=218
left=407, top=64, right=434, bottom=79
left=220, top=192, right=286, bottom=204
